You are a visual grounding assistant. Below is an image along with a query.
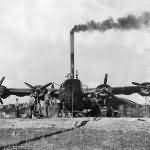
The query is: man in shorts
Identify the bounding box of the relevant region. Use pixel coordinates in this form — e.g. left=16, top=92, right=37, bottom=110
left=15, top=98, right=20, bottom=118
left=44, top=91, right=50, bottom=117
left=28, top=94, right=35, bottom=118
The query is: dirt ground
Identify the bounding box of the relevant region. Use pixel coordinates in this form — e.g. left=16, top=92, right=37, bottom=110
left=0, top=117, right=150, bottom=150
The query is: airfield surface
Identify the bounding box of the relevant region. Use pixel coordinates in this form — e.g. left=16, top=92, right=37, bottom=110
left=0, top=117, right=150, bottom=150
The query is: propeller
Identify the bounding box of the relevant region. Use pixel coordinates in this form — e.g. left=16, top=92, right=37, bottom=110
left=24, top=82, right=34, bottom=89
left=96, top=73, right=112, bottom=97
left=53, top=82, right=61, bottom=87
left=41, top=82, right=53, bottom=90
left=132, top=82, right=150, bottom=88
left=51, top=82, right=55, bottom=88
left=104, top=73, right=108, bottom=85
left=132, top=82, right=141, bottom=86
left=24, top=82, right=53, bottom=97
left=132, top=81, right=150, bottom=96
left=0, top=98, right=3, bottom=104
left=0, top=76, right=7, bottom=104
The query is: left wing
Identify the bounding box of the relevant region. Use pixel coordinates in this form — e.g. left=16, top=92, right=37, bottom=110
left=7, top=82, right=53, bottom=98
left=7, top=88, right=33, bottom=97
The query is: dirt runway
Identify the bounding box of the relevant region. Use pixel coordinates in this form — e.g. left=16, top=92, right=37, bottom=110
left=0, top=117, right=150, bottom=150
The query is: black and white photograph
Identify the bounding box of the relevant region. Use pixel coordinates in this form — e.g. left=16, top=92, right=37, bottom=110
left=0, top=0, right=150, bottom=149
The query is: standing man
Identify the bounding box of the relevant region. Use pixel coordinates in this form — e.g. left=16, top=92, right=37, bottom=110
left=107, top=106, right=113, bottom=117
left=15, top=98, right=20, bottom=118
left=34, top=91, right=43, bottom=118
left=44, top=91, right=50, bottom=117
left=56, top=97, right=63, bottom=117
left=28, top=94, right=35, bottom=118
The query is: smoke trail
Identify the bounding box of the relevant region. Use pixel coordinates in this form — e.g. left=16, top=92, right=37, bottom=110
left=71, top=12, right=150, bottom=33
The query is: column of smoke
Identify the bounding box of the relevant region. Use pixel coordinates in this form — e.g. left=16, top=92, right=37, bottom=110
left=71, top=12, right=150, bottom=33
left=70, top=12, right=150, bottom=79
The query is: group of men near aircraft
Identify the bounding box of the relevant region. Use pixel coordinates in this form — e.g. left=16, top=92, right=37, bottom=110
left=15, top=91, right=115, bottom=118
left=15, top=91, right=61, bottom=118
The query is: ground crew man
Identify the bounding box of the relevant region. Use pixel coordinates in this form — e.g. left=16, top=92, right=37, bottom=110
left=28, top=94, right=35, bottom=118
left=107, top=106, right=113, bottom=117
left=55, top=97, right=62, bottom=117
left=15, top=98, right=20, bottom=118
left=44, top=91, right=50, bottom=117
left=33, top=91, right=43, bottom=118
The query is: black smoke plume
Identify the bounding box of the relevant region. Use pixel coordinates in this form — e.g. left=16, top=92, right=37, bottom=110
left=71, top=12, right=150, bottom=33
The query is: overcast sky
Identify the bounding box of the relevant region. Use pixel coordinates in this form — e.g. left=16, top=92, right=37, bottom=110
left=1, top=0, right=150, bottom=104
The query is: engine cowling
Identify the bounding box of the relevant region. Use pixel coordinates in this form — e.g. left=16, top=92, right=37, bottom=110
left=139, top=82, right=150, bottom=96
left=96, top=84, right=112, bottom=97
left=132, top=82, right=150, bottom=96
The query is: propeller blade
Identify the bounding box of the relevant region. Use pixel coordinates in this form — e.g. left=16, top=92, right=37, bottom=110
left=132, top=82, right=141, bottom=86
left=104, top=73, right=108, bottom=85
left=0, top=76, right=5, bottom=85
left=51, top=82, right=55, bottom=88
left=0, top=98, right=3, bottom=104
left=41, top=82, right=52, bottom=89
left=24, top=82, right=34, bottom=89
left=53, top=82, right=61, bottom=87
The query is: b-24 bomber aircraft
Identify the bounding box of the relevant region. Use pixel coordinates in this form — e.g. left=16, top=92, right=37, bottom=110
left=0, top=73, right=150, bottom=116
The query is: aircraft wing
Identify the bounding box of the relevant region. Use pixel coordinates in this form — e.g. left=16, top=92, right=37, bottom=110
left=83, top=86, right=141, bottom=95
left=7, top=88, right=33, bottom=97
left=6, top=87, right=60, bottom=98
left=111, top=86, right=140, bottom=95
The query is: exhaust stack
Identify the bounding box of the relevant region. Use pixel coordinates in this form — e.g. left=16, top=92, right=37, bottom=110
left=70, top=31, right=74, bottom=79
